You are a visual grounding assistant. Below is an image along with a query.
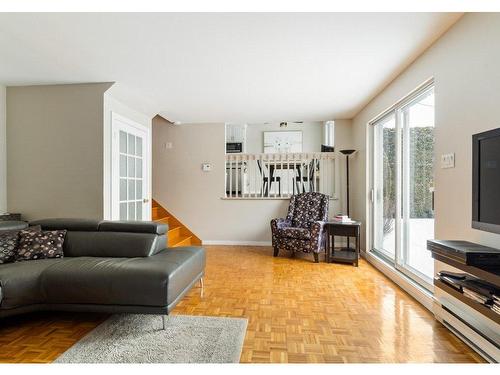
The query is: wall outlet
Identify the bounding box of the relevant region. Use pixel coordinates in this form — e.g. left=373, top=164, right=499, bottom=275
left=202, top=163, right=212, bottom=172
left=441, top=153, right=455, bottom=169
left=163, top=142, right=173, bottom=149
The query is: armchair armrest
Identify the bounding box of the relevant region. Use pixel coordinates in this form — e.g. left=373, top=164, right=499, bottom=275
left=310, top=221, right=327, bottom=253
left=270, top=218, right=292, bottom=249
left=271, top=218, right=292, bottom=230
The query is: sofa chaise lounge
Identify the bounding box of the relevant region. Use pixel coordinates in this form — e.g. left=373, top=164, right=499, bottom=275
left=0, top=218, right=205, bottom=328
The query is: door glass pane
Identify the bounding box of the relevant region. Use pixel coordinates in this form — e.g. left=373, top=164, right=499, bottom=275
left=119, top=131, right=127, bottom=154
left=128, top=156, right=135, bottom=177
left=128, top=180, right=135, bottom=201
left=373, top=115, right=397, bottom=259
left=120, top=178, right=127, bottom=201
left=136, top=158, right=142, bottom=178
left=136, top=180, right=142, bottom=200
left=128, top=134, right=136, bottom=155
left=128, top=202, right=136, bottom=220
left=136, top=202, right=142, bottom=220
left=403, top=89, right=435, bottom=281
left=115, top=128, right=146, bottom=222
left=136, top=137, right=143, bottom=157
left=119, top=203, right=127, bottom=220
left=120, top=155, right=127, bottom=177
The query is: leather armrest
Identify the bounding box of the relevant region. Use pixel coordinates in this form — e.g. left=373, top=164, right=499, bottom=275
left=98, top=221, right=168, bottom=235
left=29, top=218, right=100, bottom=231
left=0, top=220, right=28, bottom=231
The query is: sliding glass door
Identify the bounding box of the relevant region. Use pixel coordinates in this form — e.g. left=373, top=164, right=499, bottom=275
left=373, top=114, right=397, bottom=261
left=371, top=83, right=435, bottom=288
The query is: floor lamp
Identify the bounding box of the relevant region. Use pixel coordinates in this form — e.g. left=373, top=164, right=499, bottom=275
left=340, top=149, right=356, bottom=217
left=340, top=149, right=356, bottom=251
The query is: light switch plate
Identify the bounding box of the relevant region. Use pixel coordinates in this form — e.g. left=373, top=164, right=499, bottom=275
left=441, top=153, right=455, bottom=169
left=202, top=163, right=212, bottom=172
left=163, top=142, right=173, bottom=149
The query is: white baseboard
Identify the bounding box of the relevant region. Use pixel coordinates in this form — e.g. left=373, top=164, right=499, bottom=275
left=202, top=240, right=272, bottom=246
left=363, top=251, right=434, bottom=311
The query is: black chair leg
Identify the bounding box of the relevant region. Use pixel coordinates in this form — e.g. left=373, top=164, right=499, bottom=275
left=273, top=247, right=279, bottom=257
left=313, top=252, right=319, bottom=263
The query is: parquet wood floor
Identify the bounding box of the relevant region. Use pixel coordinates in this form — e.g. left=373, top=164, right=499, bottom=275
left=0, top=246, right=484, bottom=363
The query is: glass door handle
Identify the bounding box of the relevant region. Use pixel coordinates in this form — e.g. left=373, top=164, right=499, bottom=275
left=429, top=187, right=435, bottom=211
left=143, top=198, right=150, bottom=203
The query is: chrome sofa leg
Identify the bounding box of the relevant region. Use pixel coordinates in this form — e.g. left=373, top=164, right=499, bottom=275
left=162, top=315, right=167, bottom=330
left=199, top=277, right=204, bottom=298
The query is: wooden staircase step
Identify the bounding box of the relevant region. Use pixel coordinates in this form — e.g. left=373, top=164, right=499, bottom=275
left=171, top=234, right=192, bottom=247
left=156, top=216, right=170, bottom=225
left=152, top=207, right=160, bottom=218
left=167, top=225, right=182, bottom=241
left=151, top=199, right=201, bottom=248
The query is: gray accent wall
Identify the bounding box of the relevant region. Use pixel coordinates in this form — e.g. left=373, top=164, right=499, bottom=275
left=7, top=83, right=112, bottom=220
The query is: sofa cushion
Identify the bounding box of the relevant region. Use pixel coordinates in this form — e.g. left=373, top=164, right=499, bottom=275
left=17, top=230, right=66, bottom=262
left=62, top=231, right=165, bottom=258
left=0, top=259, right=64, bottom=308
left=30, top=218, right=101, bottom=232
left=98, top=221, right=168, bottom=235
left=40, top=247, right=205, bottom=308
left=277, top=227, right=311, bottom=240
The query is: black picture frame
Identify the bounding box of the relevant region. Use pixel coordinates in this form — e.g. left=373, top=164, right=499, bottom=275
left=472, top=127, right=500, bottom=234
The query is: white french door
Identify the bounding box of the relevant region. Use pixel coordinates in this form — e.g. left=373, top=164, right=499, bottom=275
left=111, top=113, right=151, bottom=221
left=371, top=82, right=435, bottom=289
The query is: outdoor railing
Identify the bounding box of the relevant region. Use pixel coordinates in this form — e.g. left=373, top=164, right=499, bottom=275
left=224, top=152, right=338, bottom=199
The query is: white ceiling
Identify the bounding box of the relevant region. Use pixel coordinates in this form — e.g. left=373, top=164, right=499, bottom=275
left=0, top=13, right=462, bottom=123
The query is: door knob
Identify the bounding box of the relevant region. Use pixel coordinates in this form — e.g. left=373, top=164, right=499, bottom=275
left=143, top=198, right=150, bottom=203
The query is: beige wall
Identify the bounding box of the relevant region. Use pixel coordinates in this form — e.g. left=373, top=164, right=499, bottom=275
left=153, top=117, right=352, bottom=243
left=351, top=13, right=500, bottom=251
left=7, top=83, right=112, bottom=220
left=0, top=85, right=6, bottom=214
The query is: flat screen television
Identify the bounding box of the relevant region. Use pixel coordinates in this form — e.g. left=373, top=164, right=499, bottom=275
left=472, top=127, right=500, bottom=234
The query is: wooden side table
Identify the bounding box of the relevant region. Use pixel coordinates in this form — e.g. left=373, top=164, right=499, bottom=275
left=325, top=221, right=361, bottom=266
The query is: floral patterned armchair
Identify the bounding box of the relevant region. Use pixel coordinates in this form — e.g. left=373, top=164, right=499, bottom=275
left=270, top=192, right=329, bottom=263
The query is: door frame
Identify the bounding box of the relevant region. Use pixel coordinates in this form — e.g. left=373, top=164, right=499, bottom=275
left=110, top=112, right=152, bottom=221
left=395, top=88, right=435, bottom=288
left=368, top=79, right=435, bottom=291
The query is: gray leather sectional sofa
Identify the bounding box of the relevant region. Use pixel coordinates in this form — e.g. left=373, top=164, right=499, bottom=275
left=0, top=218, right=205, bottom=326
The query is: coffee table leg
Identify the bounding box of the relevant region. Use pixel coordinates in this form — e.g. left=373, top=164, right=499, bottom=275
left=326, top=233, right=330, bottom=263
left=355, top=232, right=360, bottom=267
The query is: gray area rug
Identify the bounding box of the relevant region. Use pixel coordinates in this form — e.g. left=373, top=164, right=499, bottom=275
left=55, top=314, right=248, bottom=363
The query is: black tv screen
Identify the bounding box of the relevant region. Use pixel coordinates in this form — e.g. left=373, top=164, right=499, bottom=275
left=472, top=127, right=500, bottom=234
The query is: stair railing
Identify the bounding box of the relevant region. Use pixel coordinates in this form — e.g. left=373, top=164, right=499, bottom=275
left=224, top=152, right=338, bottom=199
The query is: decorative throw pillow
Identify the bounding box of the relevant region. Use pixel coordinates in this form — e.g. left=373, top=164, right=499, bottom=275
left=16, top=229, right=66, bottom=261
left=0, top=225, right=42, bottom=264
left=0, top=231, right=19, bottom=264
